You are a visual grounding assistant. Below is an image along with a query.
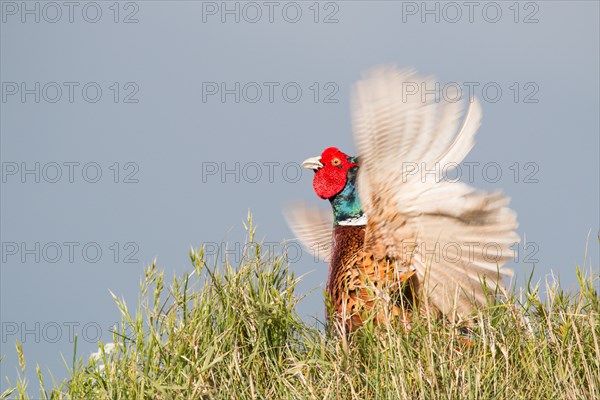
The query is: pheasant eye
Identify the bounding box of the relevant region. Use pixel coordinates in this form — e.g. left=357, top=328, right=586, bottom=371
left=332, top=158, right=341, bottom=166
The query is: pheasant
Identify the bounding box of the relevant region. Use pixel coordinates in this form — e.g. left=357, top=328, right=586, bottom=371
left=286, top=67, right=519, bottom=332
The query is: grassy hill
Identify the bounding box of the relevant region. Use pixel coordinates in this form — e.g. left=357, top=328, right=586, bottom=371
left=3, top=217, right=599, bottom=399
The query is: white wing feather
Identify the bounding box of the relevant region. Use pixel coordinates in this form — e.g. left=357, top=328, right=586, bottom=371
left=352, top=66, right=518, bottom=319
left=284, top=203, right=333, bottom=263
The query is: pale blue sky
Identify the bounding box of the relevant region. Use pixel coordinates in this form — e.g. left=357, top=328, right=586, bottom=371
left=1, top=1, right=599, bottom=392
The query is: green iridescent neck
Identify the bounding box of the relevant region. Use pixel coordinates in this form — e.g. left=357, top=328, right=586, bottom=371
left=329, top=163, right=365, bottom=226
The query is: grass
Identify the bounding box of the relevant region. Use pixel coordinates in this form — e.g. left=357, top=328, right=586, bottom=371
left=3, top=215, right=599, bottom=399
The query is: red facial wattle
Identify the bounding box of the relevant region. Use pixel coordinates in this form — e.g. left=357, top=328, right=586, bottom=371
left=312, top=147, right=357, bottom=199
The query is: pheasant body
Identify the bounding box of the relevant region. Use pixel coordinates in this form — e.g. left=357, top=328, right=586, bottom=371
left=286, top=66, right=519, bottom=332
left=329, top=224, right=419, bottom=331
left=323, top=156, right=419, bottom=331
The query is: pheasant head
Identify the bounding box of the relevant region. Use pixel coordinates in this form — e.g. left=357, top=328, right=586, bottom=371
left=302, top=147, right=365, bottom=226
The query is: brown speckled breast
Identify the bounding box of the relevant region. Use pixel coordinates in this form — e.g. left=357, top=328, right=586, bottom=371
left=328, top=225, right=419, bottom=332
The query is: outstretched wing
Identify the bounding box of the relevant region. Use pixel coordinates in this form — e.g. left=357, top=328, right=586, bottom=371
left=284, top=203, right=333, bottom=263
left=352, top=66, right=519, bottom=319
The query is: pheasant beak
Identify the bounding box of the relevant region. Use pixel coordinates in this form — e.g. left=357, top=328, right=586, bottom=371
left=302, top=156, right=324, bottom=171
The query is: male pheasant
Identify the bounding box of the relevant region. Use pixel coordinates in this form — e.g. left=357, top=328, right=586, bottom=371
left=286, top=67, right=519, bottom=332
